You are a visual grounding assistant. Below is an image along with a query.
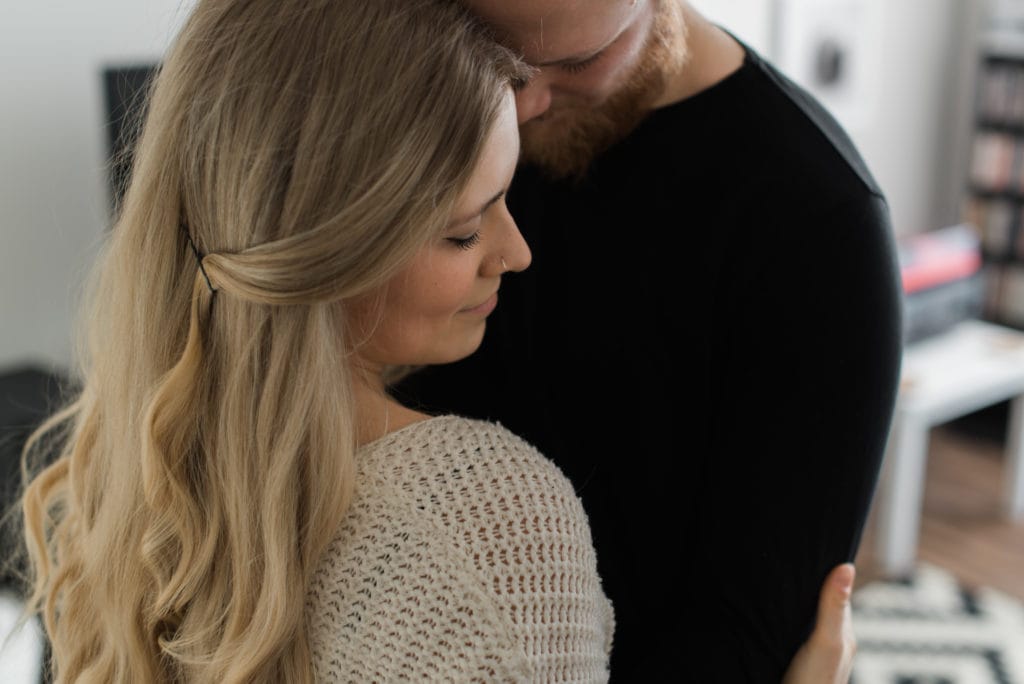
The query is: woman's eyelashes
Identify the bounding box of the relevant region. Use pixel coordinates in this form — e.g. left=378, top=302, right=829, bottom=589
left=447, top=232, right=481, bottom=250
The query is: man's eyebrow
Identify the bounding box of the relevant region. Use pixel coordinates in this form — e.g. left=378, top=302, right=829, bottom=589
left=533, top=29, right=621, bottom=67
left=448, top=189, right=506, bottom=227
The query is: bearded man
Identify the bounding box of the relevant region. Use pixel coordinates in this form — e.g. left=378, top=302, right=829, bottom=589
left=397, top=1, right=901, bottom=680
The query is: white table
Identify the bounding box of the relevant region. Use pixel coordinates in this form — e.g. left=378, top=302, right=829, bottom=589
left=874, top=319, right=1024, bottom=576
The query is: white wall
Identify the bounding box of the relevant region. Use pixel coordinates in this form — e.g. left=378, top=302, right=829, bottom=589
left=0, top=1, right=196, bottom=372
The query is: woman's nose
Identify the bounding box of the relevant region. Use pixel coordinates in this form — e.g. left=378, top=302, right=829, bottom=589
left=514, top=76, right=553, bottom=124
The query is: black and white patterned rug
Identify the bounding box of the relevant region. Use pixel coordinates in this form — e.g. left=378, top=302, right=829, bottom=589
left=852, top=563, right=1024, bottom=683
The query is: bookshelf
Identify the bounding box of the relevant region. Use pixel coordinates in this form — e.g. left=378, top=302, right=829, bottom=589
left=965, top=2, right=1024, bottom=327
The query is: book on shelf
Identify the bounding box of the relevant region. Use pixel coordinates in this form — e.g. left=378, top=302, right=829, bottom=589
left=964, top=196, right=1016, bottom=258
left=988, top=263, right=1024, bottom=326
left=969, top=131, right=1019, bottom=190
left=897, top=224, right=985, bottom=343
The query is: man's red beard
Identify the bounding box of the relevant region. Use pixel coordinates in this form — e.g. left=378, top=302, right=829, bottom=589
left=519, top=0, right=688, bottom=181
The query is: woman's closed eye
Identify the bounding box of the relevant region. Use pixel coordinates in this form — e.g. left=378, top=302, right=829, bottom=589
left=446, top=190, right=505, bottom=250
left=447, top=232, right=481, bottom=250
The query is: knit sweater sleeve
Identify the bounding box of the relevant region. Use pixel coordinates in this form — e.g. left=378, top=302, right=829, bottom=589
left=307, top=479, right=532, bottom=682
left=307, top=416, right=614, bottom=683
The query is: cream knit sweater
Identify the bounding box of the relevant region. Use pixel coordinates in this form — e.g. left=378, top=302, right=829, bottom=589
left=306, top=416, right=614, bottom=682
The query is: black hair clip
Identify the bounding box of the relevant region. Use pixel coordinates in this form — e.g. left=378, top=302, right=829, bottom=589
left=180, top=221, right=216, bottom=295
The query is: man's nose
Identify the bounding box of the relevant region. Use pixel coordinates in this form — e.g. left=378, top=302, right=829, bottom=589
left=514, top=76, right=553, bottom=124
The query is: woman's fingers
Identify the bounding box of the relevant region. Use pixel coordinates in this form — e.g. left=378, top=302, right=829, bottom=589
left=816, top=563, right=855, bottom=643
left=782, top=563, right=858, bottom=684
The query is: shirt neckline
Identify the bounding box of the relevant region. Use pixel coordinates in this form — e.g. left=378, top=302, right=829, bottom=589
left=357, top=414, right=463, bottom=454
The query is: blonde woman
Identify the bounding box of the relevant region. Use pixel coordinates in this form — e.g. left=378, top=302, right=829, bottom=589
left=17, top=0, right=855, bottom=681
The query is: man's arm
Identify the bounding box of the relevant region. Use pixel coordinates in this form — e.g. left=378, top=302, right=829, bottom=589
left=678, top=193, right=901, bottom=681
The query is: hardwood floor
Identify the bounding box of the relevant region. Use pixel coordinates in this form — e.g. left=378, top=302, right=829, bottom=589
left=855, top=425, right=1024, bottom=600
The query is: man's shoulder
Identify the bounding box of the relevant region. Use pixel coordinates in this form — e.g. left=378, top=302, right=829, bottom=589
left=746, top=51, right=883, bottom=199
left=634, top=47, right=884, bottom=203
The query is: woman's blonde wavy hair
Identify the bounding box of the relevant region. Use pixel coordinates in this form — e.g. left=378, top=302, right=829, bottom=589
left=17, top=0, right=528, bottom=680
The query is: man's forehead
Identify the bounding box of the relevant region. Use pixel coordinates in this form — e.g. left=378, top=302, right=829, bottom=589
left=463, top=0, right=634, bottom=62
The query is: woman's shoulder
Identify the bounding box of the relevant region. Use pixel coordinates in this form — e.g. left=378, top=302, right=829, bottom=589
left=360, top=411, right=569, bottom=481
left=313, top=414, right=613, bottom=681
left=357, top=414, right=582, bottom=507
left=314, top=415, right=612, bottom=680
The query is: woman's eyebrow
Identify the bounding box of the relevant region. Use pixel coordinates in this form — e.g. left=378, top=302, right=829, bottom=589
left=448, top=189, right=506, bottom=227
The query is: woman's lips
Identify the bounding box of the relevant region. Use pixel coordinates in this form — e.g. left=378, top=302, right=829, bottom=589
left=461, top=291, right=498, bottom=316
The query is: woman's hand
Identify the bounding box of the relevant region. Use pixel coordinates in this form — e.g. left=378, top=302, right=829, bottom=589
left=782, top=563, right=857, bottom=684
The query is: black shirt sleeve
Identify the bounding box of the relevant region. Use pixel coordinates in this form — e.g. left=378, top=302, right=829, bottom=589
left=668, top=192, right=901, bottom=681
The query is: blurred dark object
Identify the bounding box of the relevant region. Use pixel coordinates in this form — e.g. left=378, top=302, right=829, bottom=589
left=0, top=366, right=67, bottom=590
left=946, top=400, right=1010, bottom=445
left=898, top=224, right=985, bottom=343
left=103, top=64, right=158, bottom=212
left=814, top=38, right=846, bottom=88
